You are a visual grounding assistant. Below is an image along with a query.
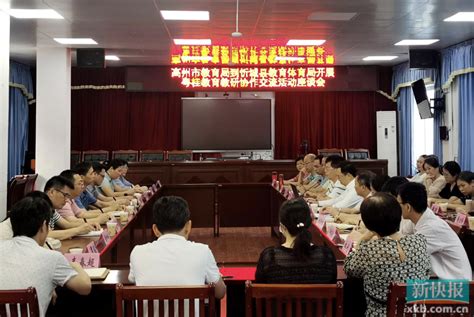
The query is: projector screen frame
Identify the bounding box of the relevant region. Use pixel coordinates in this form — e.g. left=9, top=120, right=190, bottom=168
left=181, top=97, right=275, bottom=153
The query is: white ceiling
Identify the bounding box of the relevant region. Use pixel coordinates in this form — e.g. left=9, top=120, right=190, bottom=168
left=4, top=0, right=474, bottom=66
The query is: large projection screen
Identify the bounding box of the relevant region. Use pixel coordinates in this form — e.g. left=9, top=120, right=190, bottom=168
left=182, top=98, right=272, bottom=151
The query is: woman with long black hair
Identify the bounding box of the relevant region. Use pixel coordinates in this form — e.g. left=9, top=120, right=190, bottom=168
left=255, top=198, right=337, bottom=284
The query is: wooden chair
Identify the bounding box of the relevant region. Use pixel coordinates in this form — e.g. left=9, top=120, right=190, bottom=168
left=317, top=148, right=344, bottom=157
left=387, top=281, right=473, bottom=316
left=6, top=174, right=37, bottom=211
left=139, top=150, right=166, bottom=162
left=112, top=150, right=139, bottom=162
left=344, top=148, right=370, bottom=160
left=115, top=283, right=215, bottom=317
left=167, top=150, right=193, bottom=161
left=245, top=281, right=343, bottom=317
left=71, top=150, right=82, bottom=168
left=0, top=287, right=40, bottom=317
left=82, top=150, right=109, bottom=163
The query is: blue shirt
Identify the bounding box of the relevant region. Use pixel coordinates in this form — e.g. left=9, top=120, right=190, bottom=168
left=76, top=190, right=97, bottom=209
left=112, top=176, right=133, bottom=188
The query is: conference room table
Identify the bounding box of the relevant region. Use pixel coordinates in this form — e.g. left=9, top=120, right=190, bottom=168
left=50, top=182, right=472, bottom=317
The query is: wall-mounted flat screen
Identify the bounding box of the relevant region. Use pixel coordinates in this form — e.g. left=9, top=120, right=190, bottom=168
left=182, top=98, right=272, bottom=151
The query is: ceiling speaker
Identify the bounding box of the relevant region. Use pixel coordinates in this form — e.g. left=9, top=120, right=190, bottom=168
left=77, top=48, right=105, bottom=68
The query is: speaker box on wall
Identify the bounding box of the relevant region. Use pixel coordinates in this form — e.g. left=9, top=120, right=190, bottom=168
left=77, top=48, right=105, bottom=68
left=440, top=126, right=449, bottom=140
left=409, top=49, right=438, bottom=69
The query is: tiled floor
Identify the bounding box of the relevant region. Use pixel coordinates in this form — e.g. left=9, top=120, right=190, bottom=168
left=189, top=227, right=279, bottom=265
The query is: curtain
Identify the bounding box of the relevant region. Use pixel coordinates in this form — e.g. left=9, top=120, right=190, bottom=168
left=274, top=91, right=395, bottom=159
left=391, top=62, right=437, bottom=176
left=458, top=72, right=474, bottom=170
left=71, top=90, right=192, bottom=150
left=8, top=61, right=34, bottom=179
left=441, top=39, right=474, bottom=89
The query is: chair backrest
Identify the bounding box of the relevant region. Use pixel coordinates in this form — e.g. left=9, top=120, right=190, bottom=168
left=82, top=150, right=110, bottom=163
left=71, top=150, right=82, bottom=168
left=168, top=150, right=193, bottom=161
left=0, top=287, right=40, bottom=317
left=387, top=281, right=474, bottom=316
left=139, top=150, right=166, bottom=162
left=344, top=148, right=370, bottom=160
left=112, top=150, right=139, bottom=162
left=7, top=175, right=36, bottom=211
left=317, top=149, right=344, bottom=157
left=115, top=283, right=215, bottom=317
left=245, top=281, right=343, bottom=317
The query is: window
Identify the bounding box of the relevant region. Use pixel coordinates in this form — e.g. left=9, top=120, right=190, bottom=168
left=412, top=84, right=434, bottom=173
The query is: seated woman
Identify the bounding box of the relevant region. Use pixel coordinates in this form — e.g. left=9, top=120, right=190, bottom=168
left=456, top=171, right=474, bottom=214
left=423, top=156, right=446, bottom=198
left=255, top=198, right=337, bottom=284
left=430, top=161, right=464, bottom=207
left=409, top=155, right=428, bottom=183
left=344, top=193, right=430, bottom=316
left=284, top=156, right=306, bottom=185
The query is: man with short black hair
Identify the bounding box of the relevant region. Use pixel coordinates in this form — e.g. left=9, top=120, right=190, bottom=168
left=397, top=182, right=472, bottom=280
left=320, top=162, right=363, bottom=210
left=129, top=196, right=226, bottom=303
left=0, top=195, right=91, bottom=316
left=57, top=170, right=110, bottom=225
left=44, top=176, right=93, bottom=240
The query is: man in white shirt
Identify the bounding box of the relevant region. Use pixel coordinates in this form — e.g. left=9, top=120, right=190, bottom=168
left=398, top=182, right=472, bottom=280
left=319, top=162, right=363, bottom=210
left=305, top=155, right=345, bottom=200
left=0, top=195, right=91, bottom=317
left=129, top=196, right=226, bottom=298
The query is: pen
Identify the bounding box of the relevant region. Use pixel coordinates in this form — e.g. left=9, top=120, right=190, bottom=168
left=45, top=241, right=53, bottom=250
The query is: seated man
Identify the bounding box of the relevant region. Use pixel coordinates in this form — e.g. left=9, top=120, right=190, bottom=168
left=99, top=159, right=136, bottom=198
left=74, top=162, right=123, bottom=212
left=0, top=195, right=91, bottom=316
left=87, top=162, right=131, bottom=206
left=112, top=159, right=147, bottom=193
left=398, top=182, right=472, bottom=280
left=330, top=171, right=375, bottom=224
left=319, top=162, right=363, bottom=210
left=129, top=196, right=226, bottom=300
left=44, top=176, right=94, bottom=240
left=57, top=170, right=110, bottom=225
left=305, top=155, right=345, bottom=200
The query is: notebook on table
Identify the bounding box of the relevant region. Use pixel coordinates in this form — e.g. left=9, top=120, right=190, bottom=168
left=84, top=268, right=110, bottom=280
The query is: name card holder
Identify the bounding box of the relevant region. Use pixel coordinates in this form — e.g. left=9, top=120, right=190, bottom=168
left=156, top=180, right=162, bottom=188
left=316, top=214, right=326, bottom=230
left=341, top=237, right=354, bottom=255
left=326, top=224, right=342, bottom=244
left=84, top=241, right=99, bottom=253
left=151, top=184, right=158, bottom=193
left=455, top=213, right=468, bottom=227
left=64, top=253, right=100, bottom=268
left=95, top=230, right=110, bottom=252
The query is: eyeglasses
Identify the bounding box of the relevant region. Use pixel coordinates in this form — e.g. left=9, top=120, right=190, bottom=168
left=56, top=189, right=71, bottom=199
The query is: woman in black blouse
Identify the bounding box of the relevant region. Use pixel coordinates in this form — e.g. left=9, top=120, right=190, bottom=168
left=255, top=198, right=337, bottom=284
left=430, top=161, right=465, bottom=208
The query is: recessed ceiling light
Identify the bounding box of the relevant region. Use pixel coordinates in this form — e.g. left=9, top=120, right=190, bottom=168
left=444, top=12, right=474, bottom=22
left=286, top=40, right=326, bottom=46
left=54, top=38, right=98, bottom=45
left=363, top=56, right=398, bottom=61
left=275, top=56, right=305, bottom=61
left=161, top=10, right=209, bottom=21
left=174, top=39, right=211, bottom=45
left=308, top=12, right=357, bottom=21
left=394, top=39, right=439, bottom=46
left=105, top=55, right=120, bottom=61
left=8, top=9, right=64, bottom=19
left=181, top=56, right=213, bottom=62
